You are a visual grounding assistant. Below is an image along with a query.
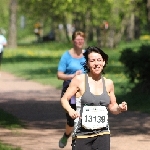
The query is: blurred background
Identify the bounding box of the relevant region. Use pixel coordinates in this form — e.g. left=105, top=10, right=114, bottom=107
left=1, top=0, right=150, bottom=48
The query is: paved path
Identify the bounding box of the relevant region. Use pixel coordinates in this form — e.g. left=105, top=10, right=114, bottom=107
left=0, top=71, right=150, bottom=150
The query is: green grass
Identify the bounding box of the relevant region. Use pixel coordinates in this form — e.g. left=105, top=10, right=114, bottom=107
left=0, top=94, right=24, bottom=150
left=1, top=40, right=150, bottom=114
left=0, top=109, right=24, bottom=129
left=2, top=42, right=68, bottom=88
left=0, top=142, right=21, bottom=150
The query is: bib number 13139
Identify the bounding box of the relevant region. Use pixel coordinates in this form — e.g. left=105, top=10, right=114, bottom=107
left=82, top=106, right=108, bottom=130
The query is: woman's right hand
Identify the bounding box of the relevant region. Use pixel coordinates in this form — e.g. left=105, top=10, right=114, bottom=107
left=68, top=109, right=80, bottom=119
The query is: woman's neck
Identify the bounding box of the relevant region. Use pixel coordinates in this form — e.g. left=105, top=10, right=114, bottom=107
left=70, top=48, right=83, bottom=58
left=88, top=73, right=102, bottom=81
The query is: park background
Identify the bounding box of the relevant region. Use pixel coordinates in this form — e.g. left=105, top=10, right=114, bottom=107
left=0, top=0, right=150, bottom=149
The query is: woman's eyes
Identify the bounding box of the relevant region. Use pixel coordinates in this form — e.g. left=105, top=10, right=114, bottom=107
left=98, top=59, right=102, bottom=61
left=90, top=59, right=102, bottom=62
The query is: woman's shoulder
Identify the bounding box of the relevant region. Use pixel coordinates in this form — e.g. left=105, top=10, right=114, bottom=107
left=60, top=50, right=71, bottom=58
left=62, top=50, right=69, bottom=55
left=103, top=77, right=114, bottom=92
left=74, top=74, right=85, bottom=81
left=71, top=74, right=85, bottom=92
left=71, top=74, right=85, bottom=85
left=103, top=77, right=113, bottom=85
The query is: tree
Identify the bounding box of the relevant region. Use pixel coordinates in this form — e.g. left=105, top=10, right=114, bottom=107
left=8, top=0, right=17, bottom=48
left=17, top=0, right=149, bottom=46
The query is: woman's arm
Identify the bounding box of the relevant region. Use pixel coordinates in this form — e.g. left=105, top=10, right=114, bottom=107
left=107, top=79, right=127, bottom=114
left=61, top=75, right=81, bottom=118
left=57, top=70, right=82, bottom=81
left=57, top=71, right=74, bottom=80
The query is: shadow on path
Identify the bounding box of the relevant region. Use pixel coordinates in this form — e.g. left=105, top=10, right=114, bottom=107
left=0, top=89, right=150, bottom=136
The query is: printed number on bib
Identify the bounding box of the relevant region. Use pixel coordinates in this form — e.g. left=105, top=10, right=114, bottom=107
left=82, top=106, right=108, bottom=130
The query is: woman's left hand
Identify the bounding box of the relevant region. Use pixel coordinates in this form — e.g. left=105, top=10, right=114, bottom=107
left=119, top=101, right=127, bottom=112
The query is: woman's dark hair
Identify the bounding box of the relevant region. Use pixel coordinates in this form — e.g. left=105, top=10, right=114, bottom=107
left=83, top=46, right=108, bottom=73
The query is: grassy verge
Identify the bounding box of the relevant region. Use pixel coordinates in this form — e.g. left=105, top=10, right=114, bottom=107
left=0, top=109, right=24, bottom=129
left=2, top=42, right=69, bottom=88
left=0, top=142, right=21, bottom=150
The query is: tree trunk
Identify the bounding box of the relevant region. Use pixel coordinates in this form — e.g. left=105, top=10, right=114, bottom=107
left=147, top=0, right=150, bottom=32
left=63, top=14, right=70, bottom=42
left=96, top=26, right=101, bottom=48
left=134, top=16, right=140, bottom=39
left=126, top=13, right=135, bottom=41
left=8, top=0, right=17, bottom=49
left=129, top=13, right=135, bottom=40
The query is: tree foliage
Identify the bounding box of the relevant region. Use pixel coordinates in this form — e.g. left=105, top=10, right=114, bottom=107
left=1, top=0, right=150, bottom=47
left=119, top=44, right=150, bottom=93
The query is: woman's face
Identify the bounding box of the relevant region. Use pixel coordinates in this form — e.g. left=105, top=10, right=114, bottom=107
left=87, top=52, right=105, bottom=75
left=73, top=35, right=85, bottom=49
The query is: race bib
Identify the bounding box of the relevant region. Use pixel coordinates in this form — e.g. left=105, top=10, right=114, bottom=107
left=82, top=106, right=108, bottom=130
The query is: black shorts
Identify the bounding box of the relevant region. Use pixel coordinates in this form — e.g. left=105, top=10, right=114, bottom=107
left=72, top=134, right=110, bottom=150
left=66, top=103, right=76, bottom=127
left=61, top=80, right=76, bottom=127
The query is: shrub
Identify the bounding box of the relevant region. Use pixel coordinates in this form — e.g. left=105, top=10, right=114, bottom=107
left=120, top=44, right=150, bottom=83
